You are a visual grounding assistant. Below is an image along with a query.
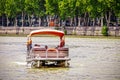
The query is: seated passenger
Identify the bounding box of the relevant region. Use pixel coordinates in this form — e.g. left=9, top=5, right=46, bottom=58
left=34, top=44, right=40, bottom=48
left=60, top=39, right=65, bottom=47
left=45, top=45, right=48, bottom=49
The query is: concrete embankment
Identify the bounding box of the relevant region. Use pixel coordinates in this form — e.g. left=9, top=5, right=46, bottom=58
left=0, top=26, right=120, bottom=36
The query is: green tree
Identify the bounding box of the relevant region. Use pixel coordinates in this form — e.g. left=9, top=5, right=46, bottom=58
left=75, top=0, right=93, bottom=26
left=58, top=0, right=76, bottom=20
left=24, top=0, right=36, bottom=26
left=112, top=0, right=120, bottom=26
left=35, top=0, right=46, bottom=26
left=75, top=0, right=84, bottom=26
left=0, top=0, right=5, bottom=16
left=25, top=0, right=46, bottom=26
left=45, top=0, right=59, bottom=16
left=5, top=0, right=17, bottom=26
left=104, top=0, right=114, bottom=27
left=0, top=0, right=6, bottom=26
left=45, top=0, right=59, bottom=26
left=15, top=0, right=25, bottom=27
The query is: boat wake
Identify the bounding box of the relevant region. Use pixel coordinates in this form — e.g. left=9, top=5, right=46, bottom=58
left=13, top=62, right=27, bottom=66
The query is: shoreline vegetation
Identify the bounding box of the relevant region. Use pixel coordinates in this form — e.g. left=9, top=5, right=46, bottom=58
left=0, top=0, right=120, bottom=28
left=0, top=33, right=120, bottom=39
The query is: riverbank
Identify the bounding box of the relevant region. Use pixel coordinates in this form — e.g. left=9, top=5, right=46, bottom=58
left=0, top=33, right=120, bottom=39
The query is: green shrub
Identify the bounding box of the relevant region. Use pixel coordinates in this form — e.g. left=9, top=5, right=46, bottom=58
left=101, top=26, right=108, bottom=36
left=64, top=29, right=67, bottom=35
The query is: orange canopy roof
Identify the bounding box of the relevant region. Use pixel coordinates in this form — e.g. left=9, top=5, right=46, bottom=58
left=28, top=29, right=64, bottom=37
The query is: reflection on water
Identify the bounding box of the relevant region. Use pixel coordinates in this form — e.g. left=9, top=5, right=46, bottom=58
left=0, top=37, right=120, bottom=80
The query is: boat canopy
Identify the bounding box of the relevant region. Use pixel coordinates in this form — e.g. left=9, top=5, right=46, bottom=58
left=28, top=29, right=64, bottom=38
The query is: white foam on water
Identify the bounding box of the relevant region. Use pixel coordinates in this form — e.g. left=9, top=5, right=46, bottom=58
left=13, top=62, right=27, bottom=66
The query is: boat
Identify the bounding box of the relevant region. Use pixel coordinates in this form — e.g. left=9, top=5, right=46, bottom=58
left=26, top=29, right=70, bottom=68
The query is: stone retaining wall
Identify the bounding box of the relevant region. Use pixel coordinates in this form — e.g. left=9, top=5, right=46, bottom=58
left=0, top=26, right=120, bottom=36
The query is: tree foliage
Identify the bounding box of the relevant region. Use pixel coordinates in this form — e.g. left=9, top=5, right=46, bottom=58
left=0, top=0, right=119, bottom=27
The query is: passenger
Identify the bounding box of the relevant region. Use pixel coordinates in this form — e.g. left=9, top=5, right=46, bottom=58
left=27, top=39, right=32, bottom=51
left=27, top=41, right=29, bottom=51
left=34, top=44, right=40, bottom=48
left=34, top=44, right=40, bottom=46
left=60, top=39, right=65, bottom=47
left=29, top=39, right=32, bottom=49
left=45, top=45, right=48, bottom=49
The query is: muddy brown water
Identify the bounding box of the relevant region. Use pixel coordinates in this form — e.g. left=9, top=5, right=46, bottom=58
left=0, top=37, right=120, bottom=80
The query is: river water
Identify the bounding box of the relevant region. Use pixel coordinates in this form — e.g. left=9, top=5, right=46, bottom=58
left=0, top=37, right=120, bottom=80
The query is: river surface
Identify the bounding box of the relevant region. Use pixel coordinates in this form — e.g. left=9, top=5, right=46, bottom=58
left=0, top=37, right=120, bottom=80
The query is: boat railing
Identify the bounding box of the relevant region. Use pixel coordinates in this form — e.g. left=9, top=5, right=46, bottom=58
left=46, top=48, right=59, bottom=58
